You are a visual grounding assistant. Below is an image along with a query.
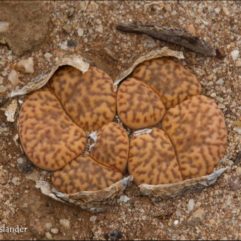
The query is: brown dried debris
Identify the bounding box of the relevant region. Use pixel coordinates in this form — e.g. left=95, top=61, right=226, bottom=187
left=116, top=23, right=220, bottom=57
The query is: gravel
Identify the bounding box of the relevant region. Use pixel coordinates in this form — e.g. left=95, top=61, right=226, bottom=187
left=45, top=232, right=52, bottom=240
left=44, top=223, right=52, bottom=231
left=77, top=28, right=84, bottom=37
left=118, top=195, right=130, bottom=203
left=231, top=49, right=240, bottom=61
left=0, top=21, right=9, bottom=33
left=8, top=70, right=19, bottom=86
left=16, top=157, right=34, bottom=174
left=50, top=228, right=59, bottom=234
left=11, top=177, right=21, bottom=186
left=90, top=216, right=97, bottom=223
left=15, top=57, right=34, bottom=74
left=187, top=199, right=195, bottom=213
left=59, top=219, right=70, bottom=229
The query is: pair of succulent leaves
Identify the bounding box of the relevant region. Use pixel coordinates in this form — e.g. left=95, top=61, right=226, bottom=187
left=18, top=58, right=227, bottom=194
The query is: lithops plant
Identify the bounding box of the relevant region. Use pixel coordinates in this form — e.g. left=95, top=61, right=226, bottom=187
left=117, top=78, right=165, bottom=129
left=131, top=57, right=201, bottom=108
left=52, top=122, right=129, bottom=194
left=89, top=122, right=129, bottom=173
left=121, top=57, right=227, bottom=185
left=18, top=64, right=129, bottom=196
left=18, top=87, right=87, bottom=171
left=162, top=95, right=227, bottom=179
left=128, top=128, right=182, bottom=185
left=17, top=51, right=227, bottom=205
left=49, top=65, right=116, bottom=131
left=52, top=155, right=123, bottom=194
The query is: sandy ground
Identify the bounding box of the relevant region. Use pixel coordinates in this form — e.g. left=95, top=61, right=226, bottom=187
left=0, top=1, right=240, bottom=240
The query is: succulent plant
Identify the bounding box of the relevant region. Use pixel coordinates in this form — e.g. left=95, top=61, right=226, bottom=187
left=18, top=57, right=227, bottom=195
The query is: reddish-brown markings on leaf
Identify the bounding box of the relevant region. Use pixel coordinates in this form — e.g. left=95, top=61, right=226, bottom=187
left=117, top=78, right=165, bottom=129
left=128, top=128, right=182, bottom=185
left=18, top=87, right=86, bottom=171
left=90, top=122, right=129, bottom=173
left=162, top=95, right=227, bottom=179
left=52, top=155, right=122, bottom=193
left=49, top=65, right=116, bottom=131
left=131, top=57, right=201, bottom=109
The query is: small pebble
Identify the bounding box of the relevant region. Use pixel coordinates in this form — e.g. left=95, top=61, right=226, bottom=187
left=90, top=216, right=97, bottom=222
left=88, top=2, right=99, bottom=11
left=145, top=38, right=157, bottom=48
left=45, top=232, right=52, bottom=240
left=214, top=7, right=221, bottom=14
left=50, top=228, right=59, bottom=234
left=236, top=167, right=241, bottom=175
left=63, top=24, right=72, bottom=34
left=0, top=125, right=9, bottom=136
left=15, top=57, right=34, bottom=74
left=0, top=85, right=7, bottom=93
left=2, top=69, right=7, bottom=77
left=173, top=220, right=179, bottom=225
left=118, top=195, right=130, bottom=203
left=0, top=166, right=9, bottom=185
left=5, top=99, right=18, bottom=122
left=186, top=24, right=196, bottom=35
left=234, top=127, right=241, bottom=135
left=59, top=41, right=68, bottom=50
left=187, top=199, right=195, bottom=213
left=44, top=52, right=53, bottom=62
left=228, top=176, right=241, bottom=191
left=226, top=160, right=234, bottom=166
left=17, top=157, right=34, bottom=174
left=0, top=21, right=9, bottom=33
left=225, top=196, right=232, bottom=208
left=210, top=92, right=216, bottom=98
left=11, top=177, right=21, bottom=186
left=235, top=59, right=241, bottom=67
left=234, top=151, right=241, bottom=165
left=191, top=208, right=205, bottom=220
left=231, top=49, right=239, bottom=61
left=216, top=78, right=224, bottom=85
left=45, top=223, right=52, bottom=230
left=218, top=103, right=226, bottom=109
left=222, top=6, right=230, bottom=16
left=96, top=24, right=103, bottom=33
left=77, top=28, right=84, bottom=37
left=59, top=219, right=70, bottom=229
left=67, top=39, right=77, bottom=48
left=8, top=69, right=19, bottom=86
left=104, top=230, right=123, bottom=241
left=67, top=7, right=75, bottom=18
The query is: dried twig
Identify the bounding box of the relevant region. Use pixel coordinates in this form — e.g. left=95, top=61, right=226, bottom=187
left=117, top=23, right=223, bottom=58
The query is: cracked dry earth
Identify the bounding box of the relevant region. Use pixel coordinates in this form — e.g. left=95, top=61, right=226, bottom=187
left=0, top=1, right=241, bottom=240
